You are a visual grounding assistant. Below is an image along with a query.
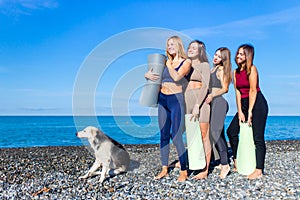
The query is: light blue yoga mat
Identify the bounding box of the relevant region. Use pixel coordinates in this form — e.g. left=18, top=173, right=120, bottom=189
left=236, top=123, right=256, bottom=175
left=139, top=54, right=166, bottom=107
left=185, top=114, right=206, bottom=170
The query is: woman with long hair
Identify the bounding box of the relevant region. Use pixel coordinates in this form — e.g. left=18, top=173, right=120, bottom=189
left=145, top=36, right=191, bottom=182
left=205, top=47, right=232, bottom=179
left=185, top=40, right=211, bottom=179
left=227, top=44, right=268, bottom=179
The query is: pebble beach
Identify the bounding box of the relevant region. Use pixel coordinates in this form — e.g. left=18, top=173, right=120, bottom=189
left=1, top=140, right=299, bottom=199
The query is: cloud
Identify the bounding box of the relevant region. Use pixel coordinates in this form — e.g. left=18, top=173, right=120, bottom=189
left=0, top=0, right=58, bottom=16
left=182, top=6, right=300, bottom=39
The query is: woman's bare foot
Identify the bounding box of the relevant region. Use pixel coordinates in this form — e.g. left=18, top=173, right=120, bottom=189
left=215, top=164, right=222, bottom=170
left=247, top=169, right=263, bottom=180
left=219, top=164, right=230, bottom=179
left=193, top=171, right=208, bottom=180
left=154, top=166, right=168, bottom=180
left=177, top=170, right=188, bottom=182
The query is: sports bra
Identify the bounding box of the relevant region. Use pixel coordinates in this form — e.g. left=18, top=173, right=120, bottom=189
left=210, top=70, right=222, bottom=88
left=161, top=60, right=185, bottom=83
left=185, top=62, right=210, bottom=83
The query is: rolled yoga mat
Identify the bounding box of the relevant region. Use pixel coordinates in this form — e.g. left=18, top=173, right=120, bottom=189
left=185, top=114, right=206, bottom=170
left=139, top=54, right=166, bottom=107
left=236, top=123, right=256, bottom=175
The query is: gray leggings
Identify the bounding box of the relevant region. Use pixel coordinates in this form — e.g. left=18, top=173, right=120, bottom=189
left=210, top=96, right=229, bottom=165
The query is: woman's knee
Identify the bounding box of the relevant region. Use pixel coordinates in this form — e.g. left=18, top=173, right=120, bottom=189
left=172, top=136, right=184, bottom=149
left=210, top=129, right=222, bottom=142
left=226, top=120, right=239, bottom=138
left=226, top=126, right=235, bottom=138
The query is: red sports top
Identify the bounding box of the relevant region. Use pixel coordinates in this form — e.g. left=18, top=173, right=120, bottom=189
left=235, top=69, right=260, bottom=98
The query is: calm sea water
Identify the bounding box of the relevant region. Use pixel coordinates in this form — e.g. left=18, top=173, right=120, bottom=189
left=0, top=116, right=299, bottom=148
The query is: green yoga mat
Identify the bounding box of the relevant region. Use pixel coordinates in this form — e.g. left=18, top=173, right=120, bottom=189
left=236, top=123, right=256, bottom=175
left=185, top=114, right=206, bottom=170
left=139, top=54, right=166, bottom=107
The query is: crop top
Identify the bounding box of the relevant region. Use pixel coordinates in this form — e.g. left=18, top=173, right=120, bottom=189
left=161, top=60, right=185, bottom=83
left=235, top=69, right=260, bottom=98
left=185, top=62, right=210, bottom=83
left=209, top=70, right=222, bottom=89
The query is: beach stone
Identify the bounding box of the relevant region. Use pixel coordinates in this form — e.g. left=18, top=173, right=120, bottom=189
left=0, top=141, right=299, bottom=199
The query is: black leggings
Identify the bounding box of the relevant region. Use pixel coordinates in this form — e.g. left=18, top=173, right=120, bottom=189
left=227, top=92, right=268, bottom=170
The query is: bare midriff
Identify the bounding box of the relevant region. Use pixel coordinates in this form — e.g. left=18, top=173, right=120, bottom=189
left=186, top=81, right=202, bottom=91
left=161, top=82, right=182, bottom=94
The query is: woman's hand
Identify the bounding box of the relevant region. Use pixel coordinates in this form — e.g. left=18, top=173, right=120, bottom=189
left=190, top=104, right=200, bottom=121
left=238, top=111, right=245, bottom=124
left=205, top=94, right=213, bottom=104
left=144, top=68, right=160, bottom=81
left=247, top=110, right=253, bottom=126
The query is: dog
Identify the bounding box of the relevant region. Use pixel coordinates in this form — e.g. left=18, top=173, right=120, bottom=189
left=76, top=126, right=130, bottom=183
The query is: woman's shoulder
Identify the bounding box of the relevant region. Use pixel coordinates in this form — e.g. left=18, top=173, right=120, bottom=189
left=217, top=65, right=224, bottom=71
left=200, top=62, right=210, bottom=69
left=184, top=58, right=192, bottom=64
left=200, top=61, right=209, bottom=65
left=250, top=65, right=258, bottom=71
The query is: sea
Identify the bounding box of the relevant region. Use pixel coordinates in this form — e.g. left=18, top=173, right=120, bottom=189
left=0, top=116, right=299, bottom=148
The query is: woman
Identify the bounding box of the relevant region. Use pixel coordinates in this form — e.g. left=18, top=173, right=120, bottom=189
left=184, top=40, right=211, bottom=179
left=145, top=36, right=191, bottom=182
left=227, top=44, right=268, bottom=180
left=205, top=47, right=232, bottom=179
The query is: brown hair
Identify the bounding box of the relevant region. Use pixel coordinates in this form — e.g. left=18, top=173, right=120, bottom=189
left=235, top=44, right=254, bottom=76
left=188, top=40, right=208, bottom=63
left=216, top=47, right=232, bottom=83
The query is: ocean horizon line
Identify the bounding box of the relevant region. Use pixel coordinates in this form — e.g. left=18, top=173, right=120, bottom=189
left=0, top=115, right=299, bottom=117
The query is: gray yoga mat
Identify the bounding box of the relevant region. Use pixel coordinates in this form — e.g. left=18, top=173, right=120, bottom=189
left=139, top=53, right=166, bottom=107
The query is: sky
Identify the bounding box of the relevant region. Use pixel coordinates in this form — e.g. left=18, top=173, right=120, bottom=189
left=0, top=0, right=300, bottom=116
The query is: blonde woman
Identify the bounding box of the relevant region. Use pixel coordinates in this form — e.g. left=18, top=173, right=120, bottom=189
left=145, top=36, right=191, bottom=182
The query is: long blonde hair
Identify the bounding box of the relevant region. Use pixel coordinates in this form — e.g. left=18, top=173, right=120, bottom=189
left=166, top=36, right=187, bottom=61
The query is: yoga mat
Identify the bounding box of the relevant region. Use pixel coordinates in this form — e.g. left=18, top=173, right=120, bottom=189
left=185, top=114, right=206, bottom=170
left=139, top=54, right=166, bottom=107
left=236, top=123, right=256, bottom=175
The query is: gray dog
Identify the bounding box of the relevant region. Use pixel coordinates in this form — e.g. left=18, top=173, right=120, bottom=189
left=76, top=126, right=130, bottom=183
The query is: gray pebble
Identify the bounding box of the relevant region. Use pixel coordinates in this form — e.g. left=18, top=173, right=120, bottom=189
left=0, top=141, right=299, bottom=199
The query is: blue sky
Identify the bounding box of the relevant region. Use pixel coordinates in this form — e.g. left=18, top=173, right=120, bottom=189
left=0, top=0, right=299, bottom=116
